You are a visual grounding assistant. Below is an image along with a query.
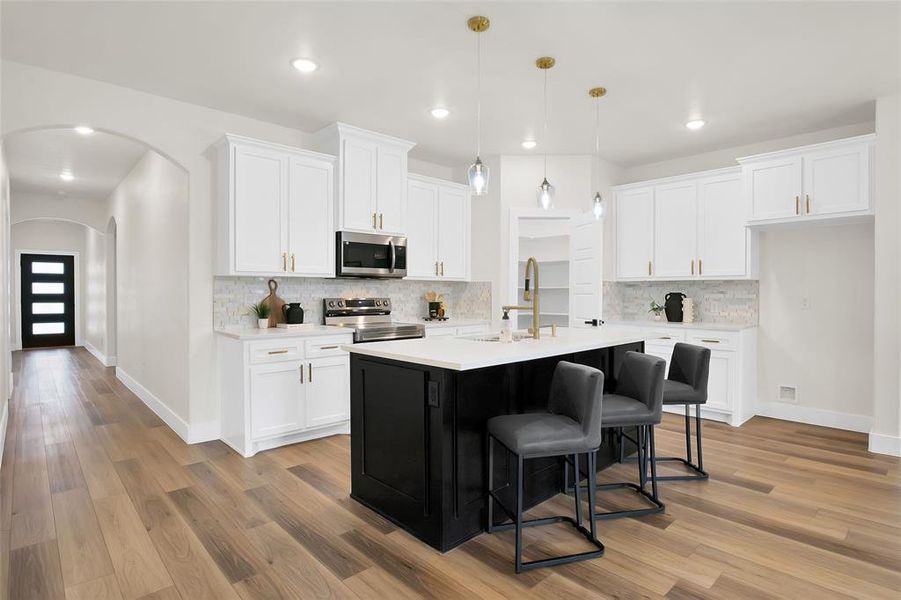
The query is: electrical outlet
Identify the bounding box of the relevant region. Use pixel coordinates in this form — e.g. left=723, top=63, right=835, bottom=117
left=800, top=297, right=811, bottom=310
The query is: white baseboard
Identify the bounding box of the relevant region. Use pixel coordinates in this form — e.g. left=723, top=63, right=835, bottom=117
left=0, top=399, right=8, bottom=475
left=116, top=367, right=191, bottom=442
left=868, top=432, right=901, bottom=457
left=188, top=420, right=220, bottom=444
left=83, top=341, right=115, bottom=367
left=755, top=401, right=873, bottom=433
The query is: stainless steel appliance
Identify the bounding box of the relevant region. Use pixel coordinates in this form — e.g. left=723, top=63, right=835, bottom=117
left=336, top=231, right=407, bottom=278
left=323, top=297, right=424, bottom=343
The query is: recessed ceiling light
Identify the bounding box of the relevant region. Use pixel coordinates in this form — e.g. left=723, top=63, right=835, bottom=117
left=685, top=119, right=706, bottom=130
left=290, top=58, right=318, bottom=73
left=430, top=107, right=450, bottom=120
left=521, top=140, right=537, bottom=150
left=74, top=125, right=94, bottom=135
left=59, top=171, right=74, bottom=182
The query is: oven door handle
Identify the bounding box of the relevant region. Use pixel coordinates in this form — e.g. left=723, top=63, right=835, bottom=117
left=388, top=239, right=396, bottom=273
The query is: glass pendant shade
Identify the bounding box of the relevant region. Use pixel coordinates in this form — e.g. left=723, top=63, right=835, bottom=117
left=592, top=191, right=604, bottom=220
left=537, top=178, right=555, bottom=210
left=468, top=157, right=489, bottom=196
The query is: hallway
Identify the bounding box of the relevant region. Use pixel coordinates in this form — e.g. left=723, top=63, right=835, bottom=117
left=0, top=348, right=899, bottom=599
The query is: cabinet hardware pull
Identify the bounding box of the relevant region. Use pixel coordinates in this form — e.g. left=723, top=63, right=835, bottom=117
left=795, top=195, right=800, bottom=215
left=699, top=259, right=703, bottom=275
left=300, top=365, right=304, bottom=384
left=435, top=261, right=439, bottom=276
left=308, top=363, right=312, bottom=382
left=700, top=339, right=720, bottom=344
left=691, top=259, right=695, bottom=275
left=440, top=261, right=444, bottom=276
left=660, top=336, right=672, bottom=340
left=319, top=345, right=338, bottom=350
left=372, top=213, right=377, bottom=229
left=379, top=213, right=384, bottom=230
left=291, top=253, right=296, bottom=272
left=267, top=350, right=289, bottom=355
left=648, top=260, right=652, bottom=276
left=282, top=252, right=288, bottom=271
left=806, top=194, right=811, bottom=214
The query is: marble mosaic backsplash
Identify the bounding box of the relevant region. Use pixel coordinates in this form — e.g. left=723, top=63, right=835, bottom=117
left=214, top=277, right=492, bottom=329
left=602, top=280, right=759, bottom=325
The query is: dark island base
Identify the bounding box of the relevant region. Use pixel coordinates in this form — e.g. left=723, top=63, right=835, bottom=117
left=350, top=342, right=644, bottom=552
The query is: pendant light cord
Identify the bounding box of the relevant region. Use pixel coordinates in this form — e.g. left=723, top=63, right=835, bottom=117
left=476, top=32, right=482, bottom=158
left=594, top=97, right=600, bottom=191
left=543, top=67, right=548, bottom=178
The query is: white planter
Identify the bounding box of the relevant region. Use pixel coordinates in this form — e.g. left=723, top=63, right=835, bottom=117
left=257, top=318, right=270, bottom=329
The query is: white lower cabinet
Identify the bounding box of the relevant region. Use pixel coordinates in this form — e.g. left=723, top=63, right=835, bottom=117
left=218, top=332, right=353, bottom=456
left=616, top=324, right=756, bottom=426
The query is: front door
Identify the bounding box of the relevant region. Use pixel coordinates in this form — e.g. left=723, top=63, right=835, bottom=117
left=21, top=253, right=76, bottom=348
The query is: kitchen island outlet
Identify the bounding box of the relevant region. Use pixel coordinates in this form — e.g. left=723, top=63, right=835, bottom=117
left=344, top=327, right=649, bottom=551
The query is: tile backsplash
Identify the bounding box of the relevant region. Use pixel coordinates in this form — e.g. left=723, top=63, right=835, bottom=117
left=214, top=277, right=492, bottom=329
left=602, top=280, right=759, bottom=325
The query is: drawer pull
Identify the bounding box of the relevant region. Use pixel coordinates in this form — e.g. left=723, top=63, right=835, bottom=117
left=308, top=363, right=313, bottom=382
left=318, top=345, right=339, bottom=350
left=267, top=350, right=289, bottom=355
left=700, top=339, right=721, bottom=344
left=659, top=336, right=672, bottom=340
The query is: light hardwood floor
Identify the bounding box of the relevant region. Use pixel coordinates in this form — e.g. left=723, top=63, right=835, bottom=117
left=0, top=347, right=899, bottom=599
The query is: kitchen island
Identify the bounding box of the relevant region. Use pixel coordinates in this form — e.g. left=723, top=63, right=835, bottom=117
left=344, top=327, right=648, bottom=551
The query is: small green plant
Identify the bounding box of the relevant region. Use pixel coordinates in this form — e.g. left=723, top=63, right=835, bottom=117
left=648, top=300, right=664, bottom=316
left=250, top=301, right=271, bottom=319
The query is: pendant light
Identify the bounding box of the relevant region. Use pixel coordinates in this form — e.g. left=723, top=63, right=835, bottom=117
left=536, top=57, right=556, bottom=210
left=589, top=86, right=607, bottom=220
left=467, top=16, right=490, bottom=196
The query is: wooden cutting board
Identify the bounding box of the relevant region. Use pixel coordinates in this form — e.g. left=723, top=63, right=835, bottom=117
left=260, top=279, right=286, bottom=327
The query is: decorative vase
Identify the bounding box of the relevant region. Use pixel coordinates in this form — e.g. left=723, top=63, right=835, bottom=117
left=257, top=318, right=269, bottom=329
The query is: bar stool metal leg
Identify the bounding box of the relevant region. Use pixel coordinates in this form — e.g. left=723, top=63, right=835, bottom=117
left=652, top=404, right=709, bottom=482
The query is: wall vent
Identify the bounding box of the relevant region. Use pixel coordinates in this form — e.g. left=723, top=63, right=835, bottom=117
left=778, top=384, right=798, bottom=405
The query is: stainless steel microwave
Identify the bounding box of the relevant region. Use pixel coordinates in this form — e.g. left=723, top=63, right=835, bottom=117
left=336, top=231, right=407, bottom=278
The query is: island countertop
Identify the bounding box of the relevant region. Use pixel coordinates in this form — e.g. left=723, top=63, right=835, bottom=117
left=343, top=326, right=647, bottom=371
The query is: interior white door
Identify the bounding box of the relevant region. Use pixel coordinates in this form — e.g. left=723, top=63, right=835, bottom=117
left=342, top=137, right=378, bottom=231
left=569, top=212, right=603, bottom=327
left=616, top=187, right=654, bottom=278
left=306, top=356, right=350, bottom=428
left=705, top=351, right=735, bottom=412
left=654, top=181, right=698, bottom=277
left=250, top=361, right=305, bottom=440
left=803, top=144, right=870, bottom=216
left=288, top=155, right=334, bottom=276
left=406, top=179, right=438, bottom=278
left=437, top=185, right=467, bottom=279
left=233, top=145, right=287, bottom=273
left=698, top=173, right=746, bottom=277
left=376, top=145, right=407, bottom=234
left=745, top=156, right=802, bottom=221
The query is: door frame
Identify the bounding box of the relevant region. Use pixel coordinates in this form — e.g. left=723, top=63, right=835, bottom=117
left=14, top=249, right=81, bottom=350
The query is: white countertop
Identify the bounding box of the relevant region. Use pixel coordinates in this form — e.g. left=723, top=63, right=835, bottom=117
left=605, top=320, right=756, bottom=332
left=420, top=319, right=490, bottom=329
left=216, top=325, right=354, bottom=340
left=344, top=326, right=647, bottom=371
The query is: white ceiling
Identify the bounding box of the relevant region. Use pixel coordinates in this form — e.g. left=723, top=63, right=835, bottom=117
left=2, top=1, right=898, bottom=168
left=4, top=128, right=147, bottom=197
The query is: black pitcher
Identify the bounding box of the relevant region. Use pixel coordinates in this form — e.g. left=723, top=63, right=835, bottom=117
left=664, top=292, right=686, bottom=323
left=282, top=303, right=305, bottom=324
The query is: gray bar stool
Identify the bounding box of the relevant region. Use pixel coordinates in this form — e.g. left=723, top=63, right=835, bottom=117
left=655, top=342, right=711, bottom=481
left=569, top=351, right=666, bottom=519
left=487, top=361, right=605, bottom=573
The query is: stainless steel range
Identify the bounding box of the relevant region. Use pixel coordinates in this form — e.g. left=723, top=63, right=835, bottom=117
left=323, top=297, right=425, bottom=343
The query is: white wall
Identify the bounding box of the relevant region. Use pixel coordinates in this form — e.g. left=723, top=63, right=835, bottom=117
left=107, top=150, right=189, bottom=426
left=872, top=93, right=901, bottom=455
left=0, top=144, right=11, bottom=467
left=10, top=219, right=87, bottom=349
left=83, top=225, right=106, bottom=360
left=757, top=224, right=874, bottom=422
left=11, top=191, right=109, bottom=231
left=616, top=122, right=878, bottom=429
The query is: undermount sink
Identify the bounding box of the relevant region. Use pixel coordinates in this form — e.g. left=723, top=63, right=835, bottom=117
left=461, top=332, right=529, bottom=342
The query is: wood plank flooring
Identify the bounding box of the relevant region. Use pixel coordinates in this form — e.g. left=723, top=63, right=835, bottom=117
left=1, top=347, right=899, bottom=599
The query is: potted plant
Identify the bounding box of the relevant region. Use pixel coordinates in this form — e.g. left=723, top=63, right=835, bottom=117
left=250, top=301, right=271, bottom=329
left=648, top=300, right=665, bottom=321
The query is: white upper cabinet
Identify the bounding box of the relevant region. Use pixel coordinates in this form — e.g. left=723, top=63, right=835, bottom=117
left=405, top=174, right=470, bottom=281
left=615, top=167, right=754, bottom=281
left=216, top=134, right=336, bottom=277
left=615, top=186, right=655, bottom=279
left=654, top=181, right=698, bottom=278
left=697, top=172, right=748, bottom=278
left=739, top=134, right=874, bottom=226
left=314, top=122, right=415, bottom=235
